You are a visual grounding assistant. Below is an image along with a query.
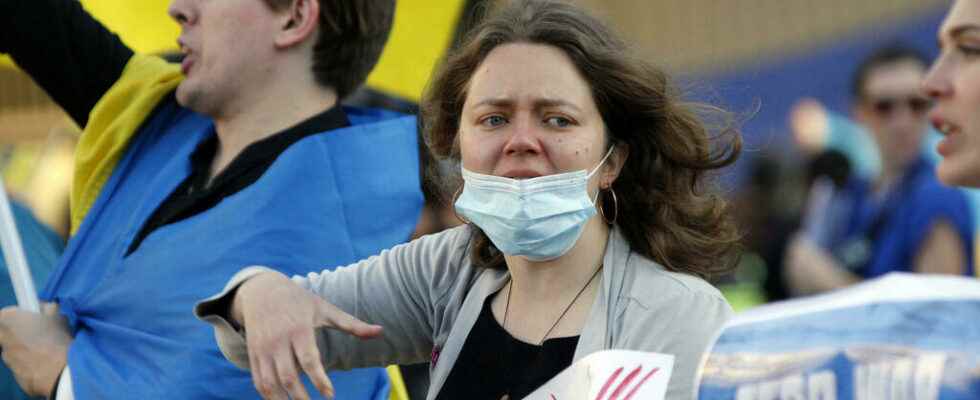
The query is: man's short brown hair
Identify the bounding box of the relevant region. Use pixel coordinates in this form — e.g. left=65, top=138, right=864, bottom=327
left=264, top=0, right=396, bottom=98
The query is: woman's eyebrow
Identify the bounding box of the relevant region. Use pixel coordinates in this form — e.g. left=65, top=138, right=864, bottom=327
left=471, top=97, right=583, bottom=113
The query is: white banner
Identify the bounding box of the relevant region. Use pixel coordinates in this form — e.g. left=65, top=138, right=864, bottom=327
left=526, top=350, right=674, bottom=400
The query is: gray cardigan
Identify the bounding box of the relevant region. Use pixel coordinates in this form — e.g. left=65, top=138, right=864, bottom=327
left=196, top=225, right=732, bottom=399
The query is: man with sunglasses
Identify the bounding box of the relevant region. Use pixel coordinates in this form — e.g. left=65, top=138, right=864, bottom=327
left=785, top=45, right=975, bottom=296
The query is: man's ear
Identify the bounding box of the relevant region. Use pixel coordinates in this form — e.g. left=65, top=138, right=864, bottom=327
left=275, top=0, right=320, bottom=49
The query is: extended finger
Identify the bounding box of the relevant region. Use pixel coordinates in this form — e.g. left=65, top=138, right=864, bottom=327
left=253, top=349, right=287, bottom=400
left=292, top=328, right=334, bottom=398
left=315, top=300, right=382, bottom=339
left=273, top=342, right=310, bottom=400
left=248, top=348, right=264, bottom=398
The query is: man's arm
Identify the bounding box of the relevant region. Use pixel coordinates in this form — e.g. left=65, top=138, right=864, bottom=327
left=0, top=0, right=134, bottom=127
left=784, top=234, right=861, bottom=296
left=914, top=220, right=967, bottom=276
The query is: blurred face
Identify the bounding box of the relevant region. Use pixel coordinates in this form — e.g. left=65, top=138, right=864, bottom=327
left=168, top=0, right=282, bottom=116
left=923, top=0, right=980, bottom=187
left=459, top=43, right=620, bottom=196
left=855, top=60, right=931, bottom=176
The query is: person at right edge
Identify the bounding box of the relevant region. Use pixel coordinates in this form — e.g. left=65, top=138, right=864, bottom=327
left=0, top=0, right=422, bottom=399
left=196, top=1, right=743, bottom=399
left=785, top=46, right=975, bottom=296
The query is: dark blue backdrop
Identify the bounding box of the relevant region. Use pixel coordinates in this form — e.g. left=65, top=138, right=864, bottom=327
left=687, top=7, right=947, bottom=185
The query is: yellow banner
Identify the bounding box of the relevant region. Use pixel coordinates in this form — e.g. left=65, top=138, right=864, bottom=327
left=2, top=0, right=464, bottom=102
left=366, top=1, right=466, bottom=101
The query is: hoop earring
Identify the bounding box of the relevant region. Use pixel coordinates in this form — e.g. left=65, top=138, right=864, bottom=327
left=451, top=185, right=471, bottom=224
left=598, top=188, right=618, bottom=225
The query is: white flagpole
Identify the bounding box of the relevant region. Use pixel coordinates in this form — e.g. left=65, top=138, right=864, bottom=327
left=0, top=176, right=39, bottom=313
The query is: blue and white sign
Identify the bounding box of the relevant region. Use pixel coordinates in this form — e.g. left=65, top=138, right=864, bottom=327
left=698, top=273, right=980, bottom=400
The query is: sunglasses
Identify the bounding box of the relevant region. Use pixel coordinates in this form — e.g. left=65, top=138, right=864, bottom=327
left=865, top=96, right=933, bottom=117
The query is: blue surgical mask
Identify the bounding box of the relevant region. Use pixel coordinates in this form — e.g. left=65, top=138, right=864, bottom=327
left=454, top=147, right=615, bottom=261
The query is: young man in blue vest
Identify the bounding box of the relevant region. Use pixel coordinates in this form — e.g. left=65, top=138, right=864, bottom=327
left=0, top=0, right=422, bottom=398
left=785, top=46, right=974, bottom=295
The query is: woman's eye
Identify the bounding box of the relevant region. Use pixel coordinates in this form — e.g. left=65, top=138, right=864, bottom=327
left=545, top=116, right=572, bottom=128
left=481, top=115, right=508, bottom=128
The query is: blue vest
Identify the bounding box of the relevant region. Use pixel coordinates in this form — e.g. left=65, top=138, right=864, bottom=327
left=40, top=99, right=423, bottom=399
left=839, top=158, right=974, bottom=278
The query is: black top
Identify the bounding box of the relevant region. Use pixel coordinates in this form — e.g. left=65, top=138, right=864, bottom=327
left=436, top=294, right=579, bottom=400
left=0, top=0, right=351, bottom=253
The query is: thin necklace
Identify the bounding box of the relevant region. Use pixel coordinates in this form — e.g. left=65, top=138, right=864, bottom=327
left=503, top=264, right=603, bottom=345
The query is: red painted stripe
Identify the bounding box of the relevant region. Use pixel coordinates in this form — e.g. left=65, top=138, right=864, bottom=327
left=608, top=366, right=643, bottom=400
left=594, top=367, right=625, bottom=400
left=623, top=368, right=660, bottom=400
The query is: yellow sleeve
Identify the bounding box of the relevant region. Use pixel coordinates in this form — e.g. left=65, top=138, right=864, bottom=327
left=387, top=365, right=411, bottom=400
left=70, top=54, right=183, bottom=236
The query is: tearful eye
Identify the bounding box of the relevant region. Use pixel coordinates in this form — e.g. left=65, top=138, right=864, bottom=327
left=481, top=115, right=508, bottom=128
left=545, top=116, right=572, bottom=128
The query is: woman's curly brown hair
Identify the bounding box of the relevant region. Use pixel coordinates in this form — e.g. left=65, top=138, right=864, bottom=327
left=421, top=0, right=742, bottom=280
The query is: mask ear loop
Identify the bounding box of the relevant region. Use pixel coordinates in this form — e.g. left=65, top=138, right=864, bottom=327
left=592, top=145, right=619, bottom=224
left=586, top=146, right=617, bottom=179
left=451, top=185, right=471, bottom=224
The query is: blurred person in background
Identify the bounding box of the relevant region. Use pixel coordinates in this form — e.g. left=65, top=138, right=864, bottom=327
left=195, top=0, right=743, bottom=399
left=790, top=90, right=980, bottom=236
left=700, top=19, right=980, bottom=397
left=0, top=0, right=423, bottom=398
left=731, top=151, right=854, bottom=304
left=784, top=45, right=974, bottom=296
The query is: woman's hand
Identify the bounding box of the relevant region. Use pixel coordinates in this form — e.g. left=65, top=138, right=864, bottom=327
left=231, top=271, right=383, bottom=400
